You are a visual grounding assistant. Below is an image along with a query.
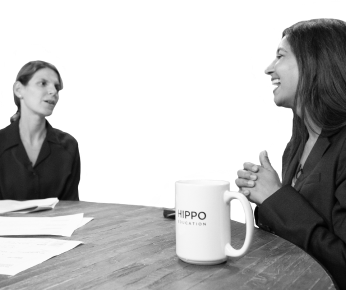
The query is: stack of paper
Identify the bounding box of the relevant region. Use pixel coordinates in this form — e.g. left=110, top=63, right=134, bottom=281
left=0, top=198, right=59, bottom=214
left=0, top=238, right=83, bottom=276
left=0, top=213, right=94, bottom=276
left=0, top=213, right=93, bottom=237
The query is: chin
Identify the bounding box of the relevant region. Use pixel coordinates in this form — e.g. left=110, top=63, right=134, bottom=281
left=274, top=97, right=285, bottom=107
left=274, top=96, right=293, bottom=109
left=41, top=110, right=54, bottom=117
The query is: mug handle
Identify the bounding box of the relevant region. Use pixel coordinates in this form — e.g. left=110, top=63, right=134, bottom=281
left=224, top=190, right=254, bottom=258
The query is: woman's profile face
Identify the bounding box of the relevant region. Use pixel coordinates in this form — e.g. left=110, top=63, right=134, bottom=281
left=265, top=36, right=299, bottom=110
left=17, top=68, right=61, bottom=118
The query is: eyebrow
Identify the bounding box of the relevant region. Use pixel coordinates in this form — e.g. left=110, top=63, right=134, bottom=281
left=276, top=47, right=288, bottom=54
left=39, top=77, right=60, bottom=86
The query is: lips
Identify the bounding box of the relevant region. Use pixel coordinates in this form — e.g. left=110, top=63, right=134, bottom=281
left=271, top=79, right=281, bottom=90
left=44, top=100, right=56, bottom=105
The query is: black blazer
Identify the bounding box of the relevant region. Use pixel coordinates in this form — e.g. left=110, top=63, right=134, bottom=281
left=0, top=119, right=80, bottom=201
left=256, top=126, right=346, bottom=290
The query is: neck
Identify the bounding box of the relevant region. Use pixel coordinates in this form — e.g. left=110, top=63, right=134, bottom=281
left=305, top=119, right=321, bottom=142
left=19, top=114, right=47, bottom=145
left=297, top=109, right=321, bottom=141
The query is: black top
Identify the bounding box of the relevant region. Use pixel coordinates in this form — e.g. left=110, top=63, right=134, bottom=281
left=0, top=119, right=80, bottom=200
left=255, top=126, right=346, bottom=290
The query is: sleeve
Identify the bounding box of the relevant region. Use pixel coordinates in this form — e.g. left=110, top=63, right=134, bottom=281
left=256, top=182, right=346, bottom=290
left=59, top=144, right=80, bottom=201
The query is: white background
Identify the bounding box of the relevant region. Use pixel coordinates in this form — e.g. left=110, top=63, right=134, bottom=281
left=62, top=65, right=272, bottom=107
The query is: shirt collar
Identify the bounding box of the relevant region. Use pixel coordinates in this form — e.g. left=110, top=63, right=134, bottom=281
left=0, top=118, right=60, bottom=155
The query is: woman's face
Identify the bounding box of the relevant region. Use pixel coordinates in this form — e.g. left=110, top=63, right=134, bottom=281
left=265, top=36, right=299, bottom=109
left=17, top=68, right=61, bottom=118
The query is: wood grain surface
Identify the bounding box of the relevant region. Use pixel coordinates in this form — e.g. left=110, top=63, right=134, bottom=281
left=0, top=201, right=335, bottom=290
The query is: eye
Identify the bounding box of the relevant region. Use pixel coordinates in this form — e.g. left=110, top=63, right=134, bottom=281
left=276, top=54, right=283, bottom=59
left=38, top=81, right=47, bottom=86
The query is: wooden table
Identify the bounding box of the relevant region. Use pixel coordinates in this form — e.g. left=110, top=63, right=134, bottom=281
left=0, top=201, right=335, bottom=290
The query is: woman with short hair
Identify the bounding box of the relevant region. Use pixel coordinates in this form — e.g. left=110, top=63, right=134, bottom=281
left=0, top=61, right=80, bottom=200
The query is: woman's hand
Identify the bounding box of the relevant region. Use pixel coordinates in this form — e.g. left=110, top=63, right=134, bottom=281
left=235, top=151, right=282, bottom=205
left=236, top=162, right=259, bottom=196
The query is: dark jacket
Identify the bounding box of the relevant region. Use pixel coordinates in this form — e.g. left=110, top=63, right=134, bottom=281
left=256, top=126, right=346, bottom=290
left=0, top=119, right=80, bottom=200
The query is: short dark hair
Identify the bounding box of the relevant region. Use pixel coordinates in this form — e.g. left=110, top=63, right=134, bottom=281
left=11, top=60, right=63, bottom=123
left=282, top=19, right=346, bottom=159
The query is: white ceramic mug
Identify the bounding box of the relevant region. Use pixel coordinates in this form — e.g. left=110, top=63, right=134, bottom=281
left=175, top=180, right=254, bottom=265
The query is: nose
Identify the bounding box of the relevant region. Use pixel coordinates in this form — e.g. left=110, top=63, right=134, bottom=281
left=48, top=84, right=57, bottom=95
left=265, top=59, right=275, bottom=75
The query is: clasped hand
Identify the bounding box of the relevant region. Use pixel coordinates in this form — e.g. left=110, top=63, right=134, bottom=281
left=235, top=151, right=282, bottom=205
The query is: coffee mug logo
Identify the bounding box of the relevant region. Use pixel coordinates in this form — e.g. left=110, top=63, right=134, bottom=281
left=176, top=209, right=207, bottom=226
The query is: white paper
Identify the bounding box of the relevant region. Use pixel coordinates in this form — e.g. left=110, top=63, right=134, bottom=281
left=0, top=198, right=59, bottom=214
left=76, top=217, right=94, bottom=229
left=0, top=238, right=83, bottom=275
left=0, top=213, right=93, bottom=237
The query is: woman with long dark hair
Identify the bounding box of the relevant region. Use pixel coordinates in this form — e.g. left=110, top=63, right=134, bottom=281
left=0, top=61, right=80, bottom=200
left=236, top=19, right=346, bottom=289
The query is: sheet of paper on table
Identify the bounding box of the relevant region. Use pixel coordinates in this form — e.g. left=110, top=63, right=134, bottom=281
left=0, top=198, right=59, bottom=214
left=0, top=237, right=83, bottom=276
left=0, top=213, right=94, bottom=237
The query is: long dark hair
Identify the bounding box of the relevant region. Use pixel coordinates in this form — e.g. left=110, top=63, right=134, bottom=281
left=283, top=19, right=346, bottom=160
left=11, top=60, right=63, bottom=123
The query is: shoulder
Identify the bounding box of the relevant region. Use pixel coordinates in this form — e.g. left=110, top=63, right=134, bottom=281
left=47, top=124, right=79, bottom=157
left=0, top=122, right=19, bottom=156
left=335, top=127, right=346, bottom=150
left=0, top=123, right=12, bottom=139
left=329, top=126, right=346, bottom=151
left=327, top=126, right=346, bottom=182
